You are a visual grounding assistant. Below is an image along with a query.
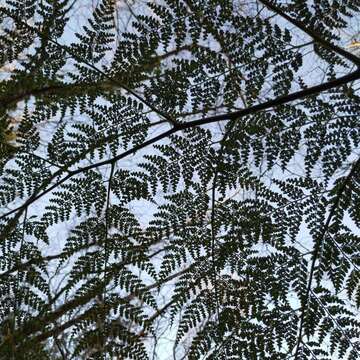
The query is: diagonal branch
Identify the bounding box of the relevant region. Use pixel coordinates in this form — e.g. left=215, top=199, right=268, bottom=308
left=0, top=45, right=194, bottom=110
left=259, top=0, right=360, bottom=67
left=1, top=68, right=359, bottom=232
left=293, top=157, right=360, bottom=358
left=1, top=265, right=190, bottom=350
left=0, top=6, right=179, bottom=127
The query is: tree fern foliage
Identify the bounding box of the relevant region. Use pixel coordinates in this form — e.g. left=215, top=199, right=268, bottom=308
left=0, top=0, right=359, bottom=358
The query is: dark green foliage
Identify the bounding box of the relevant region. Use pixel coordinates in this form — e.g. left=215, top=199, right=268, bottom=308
left=0, top=0, right=359, bottom=359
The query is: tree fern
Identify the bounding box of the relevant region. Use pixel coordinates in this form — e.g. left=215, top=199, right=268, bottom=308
left=0, top=0, right=360, bottom=359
